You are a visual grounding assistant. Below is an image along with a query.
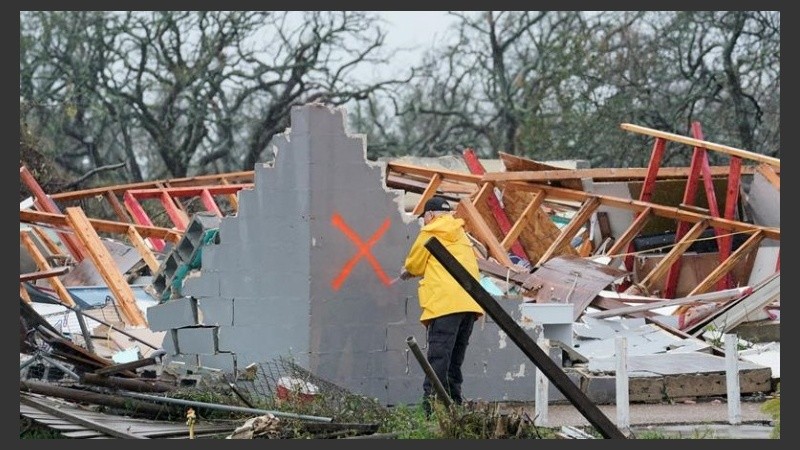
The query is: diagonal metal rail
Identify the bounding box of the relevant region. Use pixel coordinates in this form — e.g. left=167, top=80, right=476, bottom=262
left=424, top=237, right=628, bottom=439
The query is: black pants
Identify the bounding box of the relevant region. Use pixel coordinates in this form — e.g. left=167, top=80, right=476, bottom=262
left=423, top=312, right=475, bottom=407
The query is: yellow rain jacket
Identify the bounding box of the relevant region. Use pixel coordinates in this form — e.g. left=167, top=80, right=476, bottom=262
left=403, top=214, right=484, bottom=325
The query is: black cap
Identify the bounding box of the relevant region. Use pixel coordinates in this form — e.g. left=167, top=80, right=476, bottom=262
left=419, top=196, right=452, bottom=218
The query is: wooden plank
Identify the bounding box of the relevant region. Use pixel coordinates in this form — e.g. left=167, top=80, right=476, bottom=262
left=456, top=198, right=514, bottom=267
left=497, top=152, right=584, bottom=190
left=200, top=188, right=223, bottom=217
left=50, top=170, right=256, bottom=202
left=20, top=165, right=86, bottom=262
left=467, top=183, right=506, bottom=253
left=620, top=123, right=780, bottom=168
left=123, top=191, right=166, bottom=251
left=689, top=230, right=765, bottom=296
left=31, top=226, right=63, bottom=256
left=19, top=230, right=76, bottom=307
left=664, top=123, right=715, bottom=298
left=496, top=182, right=780, bottom=241
left=483, top=166, right=752, bottom=183
left=411, top=173, right=443, bottom=217
left=20, top=266, right=69, bottom=282
left=717, top=155, right=744, bottom=290
left=104, top=189, right=132, bottom=223
left=756, top=163, right=780, bottom=190
left=463, top=148, right=527, bottom=260
left=536, top=197, right=600, bottom=267
left=20, top=209, right=182, bottom=243
left=126, top=226, right=161, bottom=273
left=220, top=177, right=240, bottom=213
left=159, top=190, right=189, bottom=230
left=64, top=207, right=147, bottom=327
left=500, top=186, right=576, bottom=263
left=635, top=220, right=710, bottom=294
left=388, top=161, right=482, bottom=184
left=501, top=190, right=544, bottom=251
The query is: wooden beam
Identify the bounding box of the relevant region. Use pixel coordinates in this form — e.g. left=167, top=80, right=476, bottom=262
left=463, top=148, right=527, bottom=260
left=635, top=219, right=710, bottom=294
left=604, top=207, right=653, bottom=257
left=482, top=165, right=754, bottom=183
left=49, top=170, right=256, bottom=202
left=20, top=209, right=182, bottom=243
left=412, top=173, right=443, bottom=217
left=19, top=230, right=76, bottom=307
left=126, top=226, right=161, bottom=273
left=536, top=197, right=600, bottom=267
left=104, top=189, right=132, bottom=222
left=497, top=181, right=780, bottom=241
left=220, top=178, right=240, bottom=213
left=689, top=230, right=765, bottom=296
left=620, top=123, right=780, bottom=168
left=20, top=266, right=70, bottom=282
left=756, top=163, right=780, bottom=190
left=20, top=165, right=86, bottom=262
left=158, top=190, right=189, bottom=230
left=123, top=191, right=166, bottom=251
left=388, top=161, right=483, bottom=184
left=64, top=207, right=147, bottom=327
left=200, top=188, right=223, bottom=217
left=456, top=198, right=514, bottom=267
left=501, top=190, right=545, bottom=251
left=31, top=226, right=63, bottom=256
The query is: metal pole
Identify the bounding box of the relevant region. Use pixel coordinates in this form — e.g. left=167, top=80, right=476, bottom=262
left=115, top=390, right=333, bottom=423
left=405, top=336, right=453, bottom=407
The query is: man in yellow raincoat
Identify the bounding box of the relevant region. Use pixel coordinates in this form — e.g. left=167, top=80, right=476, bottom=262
left=401, top=196, right=484, bottom=415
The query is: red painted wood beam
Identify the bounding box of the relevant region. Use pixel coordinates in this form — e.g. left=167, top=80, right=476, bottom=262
left=123, top=191, right=165, bottom=251
left=158, top=191, right=189, bottom=230
left=622, top=137, right=667, bottom=289
left=200, top=188, right=223, bottom=217
left=125, top=184, right=250, bottom=199
left=19, top=166, right=86, bottom=262
left=462, top=148, right=528, bottom=261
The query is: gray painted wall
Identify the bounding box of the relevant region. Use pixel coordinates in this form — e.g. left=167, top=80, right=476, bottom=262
left=151, top=104, right=553, bottom=406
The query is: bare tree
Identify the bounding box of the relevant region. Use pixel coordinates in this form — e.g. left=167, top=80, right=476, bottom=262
left=20, top=11, right=407, bottom=183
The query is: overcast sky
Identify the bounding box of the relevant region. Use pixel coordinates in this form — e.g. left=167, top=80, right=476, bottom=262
left=358, top=11, right=458, bottom=81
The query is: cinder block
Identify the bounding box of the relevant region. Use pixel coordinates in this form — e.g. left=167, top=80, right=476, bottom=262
left=198, top=352, right=237, bottom=374
left=161, top=330, right=179, bottom=355
left=233, top=297, right=307, bottom=327
left=317, top=324, right=386, bottom=353
left=182, top=272, right=220, bottom=298
left=216, top=324, right=308, bottom=359
left=581, top=373, right=616, bottom=404
left=197, top=297, right=234, bottom=327
left=145, top=297, right=197, bottom=331
left=385, top=323, right=425, bottom=352
left=166, top=354, right=198, bottom=367
left=176, top=327, right=218, bottom=355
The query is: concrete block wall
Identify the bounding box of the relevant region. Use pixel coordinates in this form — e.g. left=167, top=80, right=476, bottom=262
left=148, top=104, right=565, bottom=406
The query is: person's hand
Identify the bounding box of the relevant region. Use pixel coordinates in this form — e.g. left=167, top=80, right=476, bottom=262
left=399, top=269, right=412, bottom=280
